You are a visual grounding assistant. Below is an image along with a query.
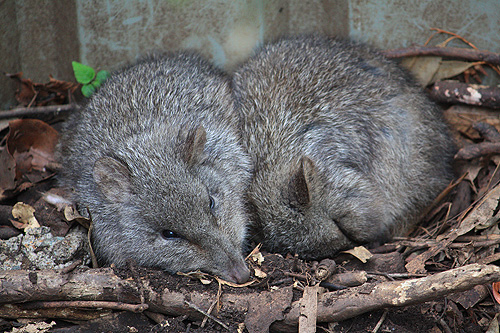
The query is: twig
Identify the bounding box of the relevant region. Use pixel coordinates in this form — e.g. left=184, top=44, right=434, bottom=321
left=383, top=46, right=500, bottom=66
left=366, top=272, right=427, bottom=279
left=59, top=259, right=83, bottom=274
left=473, top=122, right=500, bottom=143
left=372, top=310, right=388, bottom=333
left=21, top=300, right=148, bottom=312
left=184, top=300, right=229, bottom=331
left=284, top=271, right=311, bottom=281
left=430, top=81, right=500, bottom=109
left=201, top=281, right=222, bottom=328
left=438, top=317, right=453, bottom=333
left=0, top=104, right=79, bottom=119
left=429, top=28, right=479, bottom=49
left=455, top=142, right=500, bottom=159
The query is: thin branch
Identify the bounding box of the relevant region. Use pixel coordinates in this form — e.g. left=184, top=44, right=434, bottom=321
left=430, top=81, right=500, bottom=109
left=383, top=46, right=500, bottom=66
left=0, top=104, right=79, bottom=119
left=184, top=300, right=229, bottom=331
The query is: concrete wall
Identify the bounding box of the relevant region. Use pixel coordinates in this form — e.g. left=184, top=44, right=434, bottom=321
left=1, top=0, right=499, bottom=109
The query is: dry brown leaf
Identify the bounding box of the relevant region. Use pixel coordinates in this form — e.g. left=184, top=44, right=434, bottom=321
left=486, top=313, right=499, bottom=333
left=492, top=282, right=500, bottom=305
left=11, top=202, right=40, bottom=229
left=254, top=267, right=267, bottom=279
left=6, top=72, right=78, bottom=107
left=401, top=55, right=442, bottom=86
left=430, top=60, right=476, bottom=84
left=456, top=183, right=500, bottom=236
left=6, top=119, right=59, bottom=179
left=63, top=205, right=91, bottom=229
left=342, top=246, right=373, bottom=263
left=443, top=105, right=500, bottom=142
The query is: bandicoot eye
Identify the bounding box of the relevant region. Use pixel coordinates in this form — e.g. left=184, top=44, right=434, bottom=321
left=161, top=230, right=180, bottom=240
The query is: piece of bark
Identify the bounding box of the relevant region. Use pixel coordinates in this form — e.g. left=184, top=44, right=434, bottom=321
left=244, top=286, right=293, bottom=333
left=327, top=271, right=367, bottom=287
left=298, top=285, right=318, bottom=333
left=383, top=46, right=500, bottom=66
left=1, top=264, right=499, bottom=332
left=430, top=81, right=500, bottom=109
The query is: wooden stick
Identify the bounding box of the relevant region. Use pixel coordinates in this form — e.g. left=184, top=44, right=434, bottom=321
left=0, top=104, right=78, bottom=119
left=383, top=46, right=500, bottom=66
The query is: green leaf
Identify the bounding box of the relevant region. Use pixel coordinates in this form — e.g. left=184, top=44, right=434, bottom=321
left=91, top=80, right=101, bottom=89
left=81, top=84, right=96, bottom=97
left=96, top=70, right=111, bottom=83
left=72, top=61, right=96, bottom=85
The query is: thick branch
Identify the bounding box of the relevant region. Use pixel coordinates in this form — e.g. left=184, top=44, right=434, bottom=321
left=430, top=81, right=500, bottom=109
left=272, top=264, right=500, bottom=331
left=1, top=264, right=499, bottom=332
left=455, top=142, right=500, bottom=160
left=383, top=46, right=500, bottom=66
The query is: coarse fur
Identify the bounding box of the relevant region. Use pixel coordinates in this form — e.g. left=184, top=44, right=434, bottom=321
left=59, top=53, right=252, bottom=283
left=232, top=35, right=455, bottom=259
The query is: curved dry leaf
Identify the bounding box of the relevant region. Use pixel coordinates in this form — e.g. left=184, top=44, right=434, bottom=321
left=430, top=60, right=475, bottom=84
left=254, top=267, right=267, bottom=279
left=342, top=246, right=373, bottom=263
left=6, top=119, right=59, bottom=179
left=11, top=202, right=40, bottom=229
left=457, top=183, right=500, bottom=236
left=492, top=282, right=500, bottom=304
left=215, top=276, right=256, bottom=287
left=401, top=56, right=442, bottom=86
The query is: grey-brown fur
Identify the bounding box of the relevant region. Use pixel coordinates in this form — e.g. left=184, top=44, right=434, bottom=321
left=58, top=53, right=252, bottom=283
left=232, top=35, right=454, bottom=259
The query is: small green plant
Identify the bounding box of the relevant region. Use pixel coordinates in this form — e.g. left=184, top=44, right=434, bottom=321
left=72, top=61, right=110, bottom=97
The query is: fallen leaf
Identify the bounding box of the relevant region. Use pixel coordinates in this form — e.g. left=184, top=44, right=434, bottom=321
left=63, top=205, right=91, bottom=229
left=342, top=246, right=373, bottom=263
left=430, top=60, right=476, bottom=84
left=6, top=72, right=78, bottom=107
left=492, top=282, right=500, bottom=304
left=215, top=276, right=256, bottom=287
left=254, top=267, right=267, bottom=279
left=11, top=202, right=40, bottom=229
left=486, top=313, right=499, bottom=333
left=11, top=320, right=56, bottom=333
left=457, top=183, right=500, bottom=236
left=6, top=119, right=59, bottom=179
left=250, top=251, right=265, bottom=266
left=401, top=56, right=442, bottom=86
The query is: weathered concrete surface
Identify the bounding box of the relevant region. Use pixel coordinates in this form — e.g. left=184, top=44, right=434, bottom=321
left=0, top=0, right=499, bottom=109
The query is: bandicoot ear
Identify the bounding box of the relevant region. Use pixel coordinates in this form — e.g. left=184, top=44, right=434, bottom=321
left=93, top=156, right=132, bottom=203
left=288, top=156, right=316, bottom=208
left=181, top=125, right=207, bottom=167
